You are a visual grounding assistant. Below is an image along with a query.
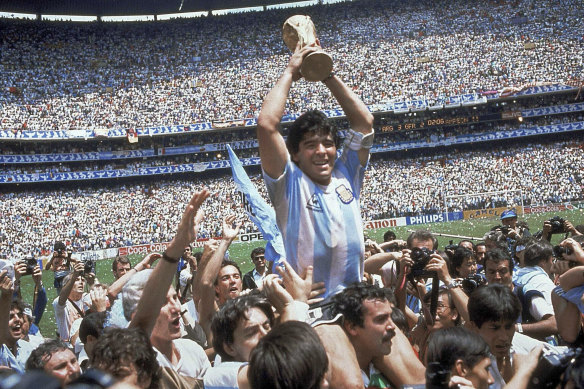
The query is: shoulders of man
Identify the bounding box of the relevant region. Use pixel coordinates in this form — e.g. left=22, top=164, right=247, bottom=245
left=203, top=361, right=247, bottom=389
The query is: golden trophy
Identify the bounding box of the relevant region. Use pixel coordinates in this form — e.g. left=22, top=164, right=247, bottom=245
left=282, top=15, right=333, bottom=82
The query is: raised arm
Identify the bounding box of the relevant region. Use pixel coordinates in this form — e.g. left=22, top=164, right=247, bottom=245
left=129, top=189, right=209, bottom=335
left=197, top=215, right=241, bottom=343
left=57, top=261, right=84, bottom=306
left=107, top=253, right=161, bottom=301
left=322, top=73, right=374, bottom=166
left=256, top=43, right=321, bottom=179
left=0, top=271, right=14, bottom=347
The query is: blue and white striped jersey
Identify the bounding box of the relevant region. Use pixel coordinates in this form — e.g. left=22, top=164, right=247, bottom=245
left=264, top=148, right=366, bottom=298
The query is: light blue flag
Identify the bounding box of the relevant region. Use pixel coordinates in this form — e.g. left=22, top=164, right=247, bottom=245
left=226, top=145, right=285, bottom=268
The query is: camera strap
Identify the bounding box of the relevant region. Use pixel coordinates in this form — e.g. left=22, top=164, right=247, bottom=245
left=68, top=298, right=85, bottom=318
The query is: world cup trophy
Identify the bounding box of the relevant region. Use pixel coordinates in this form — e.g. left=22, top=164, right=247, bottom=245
left=282, top=15, right=333, bottom=82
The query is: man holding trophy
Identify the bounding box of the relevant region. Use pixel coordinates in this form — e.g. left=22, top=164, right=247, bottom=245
left=256, top=15, right=425, bottom=388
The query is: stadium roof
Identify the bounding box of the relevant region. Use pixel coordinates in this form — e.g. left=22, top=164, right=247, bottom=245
left=0, top=0, right=307, bottom=17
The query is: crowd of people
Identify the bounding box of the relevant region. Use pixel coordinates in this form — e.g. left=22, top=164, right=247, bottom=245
left=1, top=0, right=583, bottom=132
left=1, top=137, right=582, bottom=260
left=2, top=201, right=584, bottom=388
left=1, top=0, right=584, bottom=387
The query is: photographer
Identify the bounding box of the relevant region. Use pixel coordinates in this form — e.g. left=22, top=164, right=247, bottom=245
left=44, top=241, right=71, bottom=293
left=13, top=259, right=47, bottom=334
left=53, top=260, right=90, bottom=342
left=541, top=216, right=582, bottom=242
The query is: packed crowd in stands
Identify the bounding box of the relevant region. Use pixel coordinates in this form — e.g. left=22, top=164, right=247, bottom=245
left=1, top=0, right=583, bottom=132
left=1, top=138, right=582, bottom=259
left=2, top=1, right=584, bottom=386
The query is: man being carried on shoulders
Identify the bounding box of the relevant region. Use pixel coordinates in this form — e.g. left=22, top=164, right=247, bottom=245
left=257, top=42, right=374, bottom=299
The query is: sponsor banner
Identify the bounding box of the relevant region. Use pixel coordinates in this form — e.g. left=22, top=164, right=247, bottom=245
left=407, top=212, right=463, bottom=225
left=501, top=111, right=522, bottom=120
left=118, top=242, right=172, bottom=256
left=234, top=232, right=265, bottom=243
left=118, top=240, right=209, bottom=256
left=71, top=248, right=118, bottom=262
left=363, top=217, right=407, bottom=230
left=524, top=203, right=574, bottom=214
left=463, top=206, right=522, bottom=220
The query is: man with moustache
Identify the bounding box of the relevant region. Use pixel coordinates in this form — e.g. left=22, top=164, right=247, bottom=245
left=331, top=283, right=397, bottom=388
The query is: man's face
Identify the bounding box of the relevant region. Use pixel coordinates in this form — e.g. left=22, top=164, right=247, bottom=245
left=475, top=319, right=515, bottom=359
left=464, top=357, right=494, bottom=389
left=459, top=241, right=474, bottom=252
left=252, top=253, right=266, bottom=271
left=8, top=308, right=24, bottom=343
left=292, top=132, right=337, bottom=186
left=485, top=260, right=512, bottom=289
left=215, top=265, right=242, bottom=304
left=410, top=238, right=434, bottom=251
left=427, top=293, right=458, bottom=331
left=348, top=298, right=396, bottom=358
left=151, top=288, right=183, bottom=342
left=457, top=257, right=477, bottom=278
left=113, top=262, right=131, bottom=279
left=71, top=276, right=85, bottom=297
left=43, top=349, right=81, bottom=386
left=502, top=217, right=517, bottom=228
left=476, top=245, right=487, bottom=263
left=225, top=307, right=271, bottom=362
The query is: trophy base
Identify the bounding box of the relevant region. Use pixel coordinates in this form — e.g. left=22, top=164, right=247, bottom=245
left=301, top=52, right=333, bottom=82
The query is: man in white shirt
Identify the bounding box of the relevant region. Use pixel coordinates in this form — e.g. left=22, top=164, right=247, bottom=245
left=514, top=241, right=558, bottom=340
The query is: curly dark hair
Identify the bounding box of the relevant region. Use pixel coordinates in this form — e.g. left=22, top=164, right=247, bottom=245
left=248, top=321, right=328, bottom=389
left=90, top=327, right=160, bottom=389
left=286, top=109, right=340, bottom=156
left=25, top=339, right=70, bottom=370
left=331, top=282, right=396, bottom=327
left=211, top=292, right=274, bottom=361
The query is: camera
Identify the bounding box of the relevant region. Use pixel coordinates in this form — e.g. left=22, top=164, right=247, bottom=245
left=553, top=245, right=573, bottom=258
left=444, top=240, right=458, bottom=253
left=20, top=255, right=37, bottom=276
left=548, top=216, right=566, bottom=235
left=529, top=346, right=581, bottom=388
left=462, top=273, right=486, bottom=295
left=54, top=241, right=67, bottom=256
left=410, top=247, right=435, bottom=278
left=83, top=259, right=95, bottom=275
left=492, top=225, right=511, bottom=235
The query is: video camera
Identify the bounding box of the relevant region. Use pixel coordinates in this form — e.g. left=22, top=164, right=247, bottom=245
left=529, top=346, right=582, bottom=388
